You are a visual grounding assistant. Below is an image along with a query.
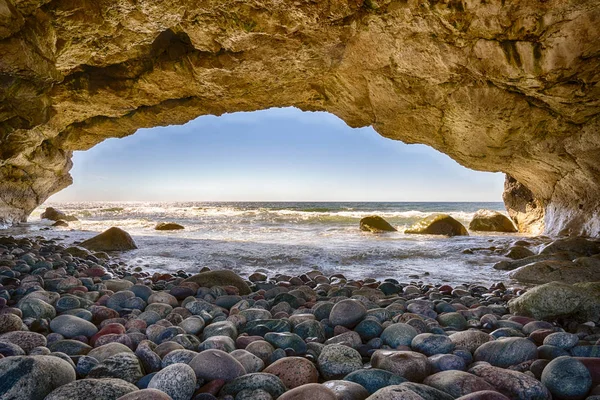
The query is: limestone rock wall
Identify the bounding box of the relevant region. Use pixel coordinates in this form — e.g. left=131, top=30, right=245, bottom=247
left=0, top=0, right=599, bottom=235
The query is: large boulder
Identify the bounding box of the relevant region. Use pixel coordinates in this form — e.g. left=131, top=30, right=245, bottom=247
left=0, top=356, right=76, bottom=399
left=405, top=214, right=468, bottom=237
left=468, top=209, right=517, bottom=232
left=360, top=216, right=397, bottom=233
left=509, top=258, right=600, bottom=284
left=155, top=222, right=185, bottom=230
left=183, top=270, right=251, bottom=295
left=41, top=207, right=78, bottom=222
left=540, top=237, right=600, bottom=257
left=80, top=227, right=137, bottom=251
left=508, top=281, right=600, bottom=322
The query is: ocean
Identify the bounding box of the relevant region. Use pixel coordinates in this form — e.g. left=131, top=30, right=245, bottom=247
left=10, top=201, right=531, bottom=286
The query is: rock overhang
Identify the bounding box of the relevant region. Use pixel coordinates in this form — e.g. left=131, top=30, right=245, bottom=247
left=0, top=0, right=599, bottom=235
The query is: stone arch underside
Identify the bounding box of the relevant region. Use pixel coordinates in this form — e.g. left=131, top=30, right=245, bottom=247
left=0, top=0, right=599, bottom=235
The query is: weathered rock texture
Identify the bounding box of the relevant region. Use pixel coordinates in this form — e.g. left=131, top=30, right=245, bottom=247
left=1, top=0, right=599, bottom=235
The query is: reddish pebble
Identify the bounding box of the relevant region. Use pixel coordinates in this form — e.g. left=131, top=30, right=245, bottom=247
left=91, top=323, right=126, bottom=346
left=95, top=333, right=134, bottom=349
left=196, top=379, right=226, bottom=396
left=223, top=286, right=240, bottom=295
left=83, top=267, right=107, bottom=277
left=529, top=329, right=556, bottom=346
left=576, top=357, right=600, bottom=387
left=125, top=319, right=147, bottom=331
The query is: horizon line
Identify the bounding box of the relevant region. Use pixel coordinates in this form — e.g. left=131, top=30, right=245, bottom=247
left=44, top=199, right=505, bottom=204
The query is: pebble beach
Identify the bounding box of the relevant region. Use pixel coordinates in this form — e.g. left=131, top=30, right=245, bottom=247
left=1, top=231, right=600, bottom=400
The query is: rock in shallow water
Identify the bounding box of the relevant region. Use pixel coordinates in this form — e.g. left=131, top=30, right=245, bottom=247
left=41, top=207, right=78, bottom=222
left=155, top=222, right=185, bottom=230
left=359, top=216, right=397, bottom=233
left=469, top=209, right=517, bottom=232
left=405, top=214, right=468, bottom=236
left=80, top=227, right=137, bottom=251
left=0, top=355, right=76, bottom=399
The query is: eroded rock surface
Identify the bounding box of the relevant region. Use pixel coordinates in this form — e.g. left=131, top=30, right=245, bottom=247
left=0, top=0, right=599, bottom=235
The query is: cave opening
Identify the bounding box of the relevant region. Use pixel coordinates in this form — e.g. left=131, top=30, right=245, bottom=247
left=44, top=107, right=505, bottom=205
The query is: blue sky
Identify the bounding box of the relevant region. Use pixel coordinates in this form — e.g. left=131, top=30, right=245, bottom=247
left=49, top=107, right=505, bottom=202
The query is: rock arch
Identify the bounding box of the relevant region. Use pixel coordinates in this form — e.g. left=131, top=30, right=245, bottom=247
left=0, top=0, right=598, bottom=235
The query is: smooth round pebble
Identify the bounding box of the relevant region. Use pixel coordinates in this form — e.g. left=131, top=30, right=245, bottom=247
left=148, top=363, right=196, bottom=400
left=541, top=356, right=592, bottom=400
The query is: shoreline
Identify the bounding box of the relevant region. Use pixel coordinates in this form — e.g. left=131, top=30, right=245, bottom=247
left=0, top=211, right=537, bottom=288
left=1, top=234, right=599, bottom=399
